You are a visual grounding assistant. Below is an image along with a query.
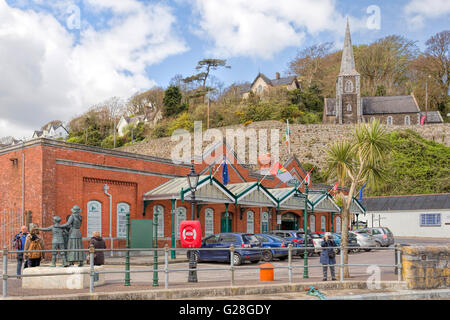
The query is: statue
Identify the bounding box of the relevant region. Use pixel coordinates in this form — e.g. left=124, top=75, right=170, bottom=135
left=37, top=216, right=68, bottom=267
left=59, top=205, right=86, bottom=266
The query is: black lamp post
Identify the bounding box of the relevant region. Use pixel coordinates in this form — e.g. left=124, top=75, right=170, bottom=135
left=187, top=162, right=199, bottom=283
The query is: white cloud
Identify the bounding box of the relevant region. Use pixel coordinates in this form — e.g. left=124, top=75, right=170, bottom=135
left=0, top=0, right=188, bottom=138
left=404, top=0, right=450, bottom=29
left=189, top=0, right=363, bottom=60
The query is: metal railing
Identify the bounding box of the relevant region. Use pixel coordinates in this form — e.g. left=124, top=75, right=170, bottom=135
left=1, top=244, right=403, bottom=298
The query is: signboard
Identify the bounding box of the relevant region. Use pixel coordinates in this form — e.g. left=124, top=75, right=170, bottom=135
left=117, top=203, right=129, bottom=239
left=87, top=201, right=102, bottom=237
left=205, top=208, right=214, bottom=236
left=180, top=220, right=202, bottom=248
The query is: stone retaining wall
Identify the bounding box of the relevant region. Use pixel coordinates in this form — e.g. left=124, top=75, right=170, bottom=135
left=401, top=246, right=450, bottom=290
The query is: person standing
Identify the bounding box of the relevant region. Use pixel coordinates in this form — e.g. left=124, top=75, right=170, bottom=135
left=320, top=232, right=337, bottom=281
left=13, top=226, right=29, bottom=278
left=89, top=232, right=106, bottom=266
left=24, top=228, right=45, bottom=267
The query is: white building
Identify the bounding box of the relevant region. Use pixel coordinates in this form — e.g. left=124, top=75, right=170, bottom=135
left=361, top=194, right=450, bottom=238
left=117, top=115, right=146, bottom=137
left=33, top=123, right=69, bottom=140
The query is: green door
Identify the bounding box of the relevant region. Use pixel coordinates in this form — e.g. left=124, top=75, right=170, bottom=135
left=220, top=212, right=232, bottom=232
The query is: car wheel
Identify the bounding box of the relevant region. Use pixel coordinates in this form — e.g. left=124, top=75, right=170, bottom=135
left=262, top=250, right=273, bottom=262
left=375, top=241, right=381, bottom=248
left=364, top=249, right=371, bottom=252
left=232, top=253, right=242, bottom=266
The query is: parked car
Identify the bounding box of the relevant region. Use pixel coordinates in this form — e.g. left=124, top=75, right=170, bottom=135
left=331, top=233, right=360, bottom=253
left=268, top=230, right=315, bottom=256
left=351, top=231, right=377, bottom=251
left=188, top=233, right=262, bottom=266
left=353, top=227, right=394, bottom=247
left=310, top=232, right=324, bottom=256
left=254, top=233, right=290, bottom=261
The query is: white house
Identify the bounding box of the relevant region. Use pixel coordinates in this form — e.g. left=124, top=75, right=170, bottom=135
left=33, top=123, right=69, bottom=140
left=117, top=115, right=146, bottom=137
left=361, top=194, right=450, bottom=238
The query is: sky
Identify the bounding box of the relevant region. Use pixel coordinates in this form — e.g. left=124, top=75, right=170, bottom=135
left=0, top=0, right=449, bottom=139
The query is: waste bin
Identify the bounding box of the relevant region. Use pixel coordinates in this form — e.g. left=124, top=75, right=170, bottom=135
left=260, top=263, right=274, bottom=281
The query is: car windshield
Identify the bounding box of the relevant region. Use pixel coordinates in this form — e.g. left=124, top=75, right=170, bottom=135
left=383, top=227, right=393, bottom=235
left=266, top=234, right=286, bottom=242
left=242, top=234, right=260, bottom=244
left=309, top=233, right=321, bottom=238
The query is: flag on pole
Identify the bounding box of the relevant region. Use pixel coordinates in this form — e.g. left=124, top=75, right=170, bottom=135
left=420, top=115, right=426, bottom=125
left=286, top=119, right=291, bottom=153
left=331, top=182, right=339, bottom=193
left=358, top=183, right=367, bottom=201
left=304, top=168, right=313, bottom=185
left=222, top=158, right=229, bottom=185
left=269, top=162, right=293, bottom=183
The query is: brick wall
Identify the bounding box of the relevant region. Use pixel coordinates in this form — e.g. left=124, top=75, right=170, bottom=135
left=401, top=246, right=450, bottom=289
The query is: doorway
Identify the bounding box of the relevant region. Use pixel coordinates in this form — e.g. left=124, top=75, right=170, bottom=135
left=281, top=212, right=299, bottom=230
left=220, top=212, right=232, bottom=232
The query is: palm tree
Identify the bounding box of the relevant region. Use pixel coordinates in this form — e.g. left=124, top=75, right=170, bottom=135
left=325, top=119, right=390, bottom=277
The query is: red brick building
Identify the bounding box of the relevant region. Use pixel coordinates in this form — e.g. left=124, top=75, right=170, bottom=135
left=0, top=138, right=362, bottom=250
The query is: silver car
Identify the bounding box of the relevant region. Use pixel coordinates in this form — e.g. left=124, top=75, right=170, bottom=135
left=354, top=227, right=395, bottom=247
left=350, top=231, right=377, bottom=252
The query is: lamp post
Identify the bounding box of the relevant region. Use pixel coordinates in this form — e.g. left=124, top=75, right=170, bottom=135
left=153, top=207, right=159, bottom=287
left=303, top=182, right=309, bottom=279
left=125, top=210, right=130, bottom=286
left=187, top=162, right=199, bottom=283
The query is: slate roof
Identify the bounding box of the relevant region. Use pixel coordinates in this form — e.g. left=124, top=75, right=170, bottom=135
left=361, top=194, right=450, bottom=211
left=249, top=73, right=297, bottom=90
left=421, top=111, right=444, bottom=123
left=325, top=96, right=420, bottom=116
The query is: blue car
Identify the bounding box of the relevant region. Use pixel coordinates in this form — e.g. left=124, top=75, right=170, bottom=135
left=189, top=233, right=262, bottom=266
left=333, top=233, right=360, bottom=253
left=255, top=233, right=290, bottom=261
left=268, top=230, right=315, bottom=256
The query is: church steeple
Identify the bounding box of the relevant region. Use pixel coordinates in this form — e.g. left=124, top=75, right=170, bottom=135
left=339, top=18, right=358, bottom=76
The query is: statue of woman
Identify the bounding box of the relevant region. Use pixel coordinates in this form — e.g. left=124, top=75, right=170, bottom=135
left=59, top=205, right=85, bottom=266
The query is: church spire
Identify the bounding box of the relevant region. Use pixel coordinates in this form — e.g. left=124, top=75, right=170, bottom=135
left=339, top=18, right=358, bottom=75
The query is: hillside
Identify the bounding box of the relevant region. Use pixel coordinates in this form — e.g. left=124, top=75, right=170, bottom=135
left=119, top=121, right=450, bottom=195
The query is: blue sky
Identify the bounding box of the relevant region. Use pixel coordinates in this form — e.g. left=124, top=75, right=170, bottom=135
left=0, top=0, right=449, bottom=138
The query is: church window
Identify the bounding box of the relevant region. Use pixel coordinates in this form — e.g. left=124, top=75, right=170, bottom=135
left=344, top=80, right=353, bottom=93
left=387, top=116, right=393, bottom=125
left=404, top=116, right=410, bottom=125
left=346, top=104, right=352, bottom=112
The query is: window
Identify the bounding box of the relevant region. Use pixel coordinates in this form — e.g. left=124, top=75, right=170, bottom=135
left=154, top=205, right=164, bottom=238
left=246, top=211, right=254, bottom=234
left=309, top=215, right=316, bottom=232
left=405, top=116, right=410, bottom=125
left=205, top=234, right=220, bottom=244
left=387, top=116, right=393, bottom=125
left=117, top=203, right=130, bottom=239
left=257, top=85, right=263, bottom=94
left=345, top=80, right=354, bottom=93
left=420, top=214, right=441, bottom=227
left=261, top=211, right=269, bottom=233
left=335, top=216, right=342, bottom=233
left=255, top=235, right=268, bottom=243
left=87, top=200, right=102, bottom=237
left=220, top=234, right=237, bottom=243
left=204, top=208, right=214, bottom=237
left=175, top=207, right=187, bottom=239
left=321, top=216, right=326, bottom=232
left=346, top=104, right=352, bottom=112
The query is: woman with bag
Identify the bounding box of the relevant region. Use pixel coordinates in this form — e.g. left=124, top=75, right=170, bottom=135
left=320, top=232, right=337, bottom=281
left=24, top=228, right=45, bottom=267
left=89, top=232, right=106, bottom=266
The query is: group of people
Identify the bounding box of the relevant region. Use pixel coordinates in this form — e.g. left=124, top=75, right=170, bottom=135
left=13, top=224, right=107, bottom=277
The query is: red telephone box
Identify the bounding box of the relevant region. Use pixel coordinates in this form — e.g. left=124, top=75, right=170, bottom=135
left=180, top=220, right=202, bottom=248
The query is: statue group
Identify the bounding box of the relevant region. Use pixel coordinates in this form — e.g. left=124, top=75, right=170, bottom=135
left=38, top=205, right=86, bottom=267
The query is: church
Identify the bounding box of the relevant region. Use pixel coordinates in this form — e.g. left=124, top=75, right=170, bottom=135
left=323, top=21, right=442, bottom=125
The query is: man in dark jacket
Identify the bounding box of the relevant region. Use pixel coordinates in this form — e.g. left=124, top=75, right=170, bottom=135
left=13, top=226, right=29, bottom=278
left=320, top=232, right=337, bottom=281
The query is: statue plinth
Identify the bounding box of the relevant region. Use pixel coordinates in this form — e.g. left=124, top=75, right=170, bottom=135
left=22, top=266, right=105, bottom=290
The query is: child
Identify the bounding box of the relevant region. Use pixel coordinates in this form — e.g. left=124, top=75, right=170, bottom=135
left=37, top=216, right=68, bottom=267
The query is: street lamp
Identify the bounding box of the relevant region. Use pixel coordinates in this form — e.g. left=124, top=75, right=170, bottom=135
left=187, top=162, right=199, bottom=283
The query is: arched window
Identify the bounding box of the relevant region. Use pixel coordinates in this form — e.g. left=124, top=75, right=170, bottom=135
left=336, top=216, right=342, bottom=233
left=387, top=116, right=393, bottom=125
left=175, top=207, right=187, bottom=239
left=405, top=116, right=410, bottom=125
left=346, top=104, right=352, bottom=112
left=345, top=80, right=354, bottom=93
left=117, top=202, right=130, bottom=239
left=309, top=215, right=316, bottom=233
left=370, top=117, right=375, bottom=123
left=257, top=85, right=263, bottom=94
left=261, top=211, right=269, bottom=233
left=204, top=208, right=214, bottom=237
left=321, top=216, right=326, bottom=232
left=87, top=200, right=102, bottom=237
left=247, top=211, right=255, bottom=234
left=154, top=205, right=164, bottom=238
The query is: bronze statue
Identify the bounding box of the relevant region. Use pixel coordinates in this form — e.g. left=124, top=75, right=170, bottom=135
left=59, top=205, right=85, bottom=266
left=37, top=216, right=68, bottom=267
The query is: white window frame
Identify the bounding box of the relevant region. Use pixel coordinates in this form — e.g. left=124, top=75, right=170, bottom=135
left=261, top=211, right=269, bottom=233
left=321, top=216, right=326, bottom=232
left=346, top=104, right=352, bottom=112
left=154, top=205, right=164, bottom=238
left=87, top=200, right=102, bottom=237
left=345, top=80, right=354, bottom=93
left=175, top=207, right=187, bottom=239
left=117, top=202, right=130, bottom=239
left=247, top=211, right=255, bottom=234
left=336, top=216, right=342, bottom=233
left=387, top=116, right=393, bottom=125
left=309, top=215, right=316, bottom=233
left=420, top=213, right=441, bottom=227
left=405, top=115, right=410, bottom=125
left=205, top=208, right=214, bottom=237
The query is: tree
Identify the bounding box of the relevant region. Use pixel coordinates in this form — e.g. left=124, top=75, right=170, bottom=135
left=127, top=88, right=165, bottom=116
left=163, top=85, right=184, bottom=117
left=325, top=119, right=391, bottom=278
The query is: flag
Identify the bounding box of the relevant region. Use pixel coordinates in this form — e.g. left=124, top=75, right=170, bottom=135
left=222, top=159, right=229, bottom=185
left=358, top=183, right=367, bottom=201
left=420, top=115, right=426, bottom=125
left=331, top=182, right=339, bottom=193
left=269, top=162, right=293, bottom=183
left=304, top=168, right=313, bottom=185
left=286, top=119, right=291, bottom=153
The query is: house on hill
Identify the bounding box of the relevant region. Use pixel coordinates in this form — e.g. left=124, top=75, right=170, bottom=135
left=323, top=20, right=443, bottom=126
left=33, top=123, right=69, bottom=140
left=0, top=136, right=22, bottom=148
left=242, top=72, right=300, bottom=99
left=117, top=115, right=147, bottom=137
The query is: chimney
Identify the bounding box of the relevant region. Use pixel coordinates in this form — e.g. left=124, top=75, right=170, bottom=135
left=276, top=72, right=280, bottom=80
